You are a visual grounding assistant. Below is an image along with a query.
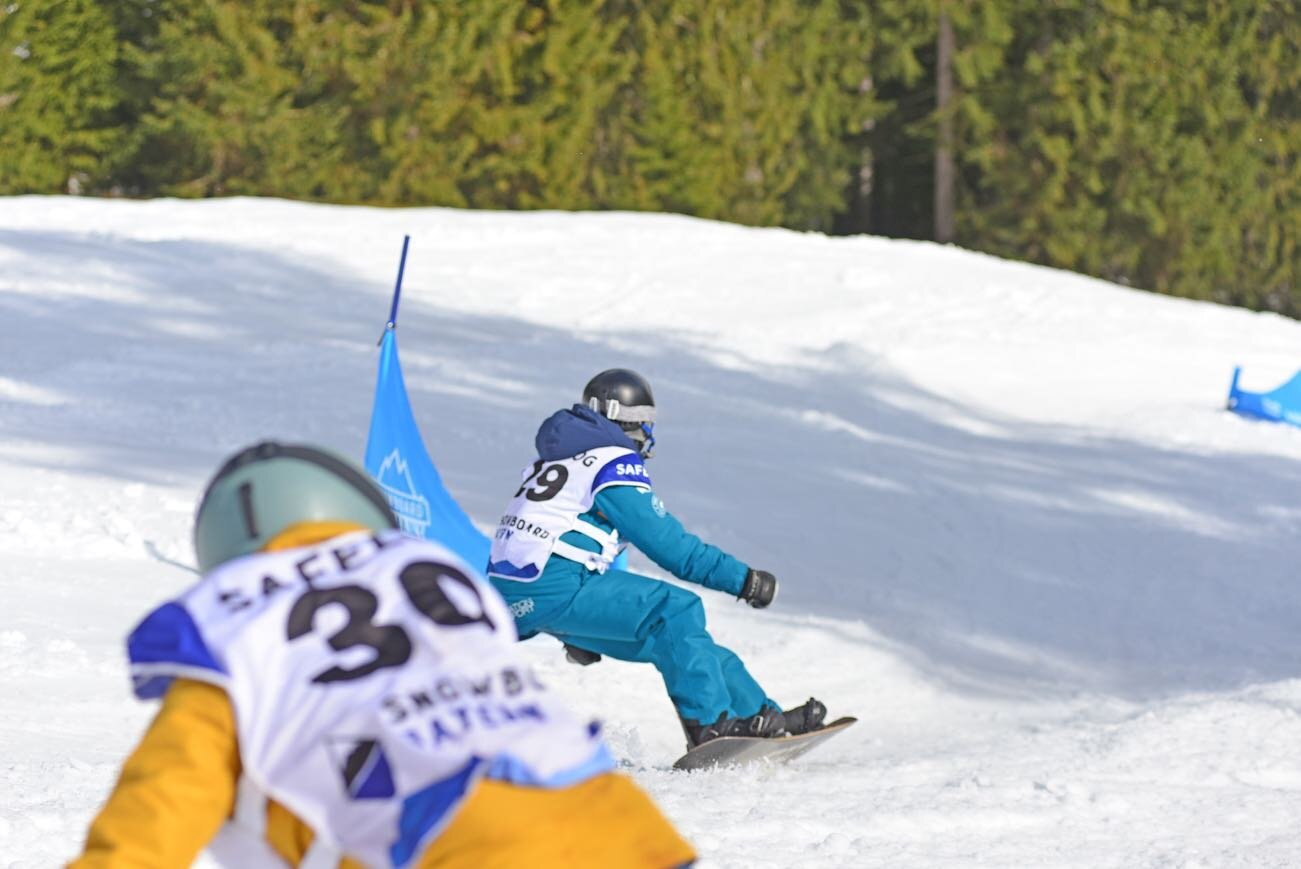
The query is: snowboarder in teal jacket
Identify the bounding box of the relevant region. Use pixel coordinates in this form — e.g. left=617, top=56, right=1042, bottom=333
left=487, top=368, right=825, bottom=748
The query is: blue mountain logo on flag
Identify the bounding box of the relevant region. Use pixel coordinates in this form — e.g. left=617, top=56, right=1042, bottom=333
left=374, top=448, right=432, bottom=537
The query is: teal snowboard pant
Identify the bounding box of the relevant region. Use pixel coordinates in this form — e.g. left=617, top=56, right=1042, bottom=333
left=492, top=563, right=774, bottom=725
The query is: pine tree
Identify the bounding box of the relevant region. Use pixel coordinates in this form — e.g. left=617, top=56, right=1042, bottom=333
left=622, top=0, right=876, bottom=230
left=359, top=0, right=635, bottom=209
left=957, top=0, right=1298, bottom=313
left=0, top=0, right=121, bottom=193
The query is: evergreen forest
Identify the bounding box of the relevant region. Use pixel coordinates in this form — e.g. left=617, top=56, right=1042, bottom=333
left=1, top=0, right=1296, bottom=314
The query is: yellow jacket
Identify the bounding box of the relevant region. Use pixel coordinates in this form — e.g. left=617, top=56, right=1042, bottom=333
left=70, top=678, right=694, bottom=867
left=70, top=524, right=694, bottom=868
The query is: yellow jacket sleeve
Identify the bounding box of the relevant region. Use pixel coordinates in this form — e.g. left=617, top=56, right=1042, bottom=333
left=68, top=678, right=240, bottom=868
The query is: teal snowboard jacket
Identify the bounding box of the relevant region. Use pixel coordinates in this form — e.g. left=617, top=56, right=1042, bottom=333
left=492, top=406, right=749, bottom=629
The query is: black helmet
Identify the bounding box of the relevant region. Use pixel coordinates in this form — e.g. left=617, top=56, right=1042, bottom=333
left=582, top=368, right=656, bottom=458
left=193, top=441, right=399, bottom=572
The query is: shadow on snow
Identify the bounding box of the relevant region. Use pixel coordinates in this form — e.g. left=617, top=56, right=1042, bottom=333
left=2, top=227, right=1299, bottom=701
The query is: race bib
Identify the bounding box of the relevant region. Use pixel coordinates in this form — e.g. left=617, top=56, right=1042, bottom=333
left=486, top=447, right=651, bottom=582
left=128, top=531, right=611, bottom=868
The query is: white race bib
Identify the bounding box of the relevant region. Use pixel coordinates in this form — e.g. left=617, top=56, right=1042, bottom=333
left=128, top=531, right=612, bottom=868
left=486, top=447, right=651, bottom=582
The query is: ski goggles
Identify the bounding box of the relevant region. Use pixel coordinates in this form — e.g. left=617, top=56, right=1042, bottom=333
left=591, top=398, right=656, bottom=425
left=590, top=398, right=656, bottom=457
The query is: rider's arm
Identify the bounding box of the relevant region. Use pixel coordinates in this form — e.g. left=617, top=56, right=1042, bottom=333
left=69, top=678, right=239, bottom=867
left=593, top=485, right=748, bottom=595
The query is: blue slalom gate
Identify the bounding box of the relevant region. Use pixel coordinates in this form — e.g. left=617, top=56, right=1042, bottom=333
left=364, top=237, right=492, bottom=570
left=1227, top=366, right=1301, bottom=429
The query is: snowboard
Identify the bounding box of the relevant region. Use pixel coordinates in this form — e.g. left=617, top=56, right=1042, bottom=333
left=672, top=716, right=857, bottom=771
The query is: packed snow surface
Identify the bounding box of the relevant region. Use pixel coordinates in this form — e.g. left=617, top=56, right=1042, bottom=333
left=3, top=196, right=1300, bottom=867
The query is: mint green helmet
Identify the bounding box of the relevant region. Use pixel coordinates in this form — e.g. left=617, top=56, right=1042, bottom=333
left=193, top=441, right=398, bottom=573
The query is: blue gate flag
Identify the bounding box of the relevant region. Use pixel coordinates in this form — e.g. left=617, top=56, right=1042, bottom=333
left=1227, top=366, right=1301, bottom=428
left=364, top=327, right=491, bottom=569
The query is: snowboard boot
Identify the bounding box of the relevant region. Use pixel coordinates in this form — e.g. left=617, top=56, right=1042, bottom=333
left=739, top=704, right=788, bottom=739
left=781, top=697, right=827, bottom=735
left=680, top=714, right=729, bottom=749
left=681, top=706, right=787, bottom=749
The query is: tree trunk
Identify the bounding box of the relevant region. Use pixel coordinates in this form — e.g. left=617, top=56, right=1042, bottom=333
left=934, top=8, right=956, bottom=243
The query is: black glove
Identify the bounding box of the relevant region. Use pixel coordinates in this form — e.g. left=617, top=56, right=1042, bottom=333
left=739, top=569, right=778, bottom=609
left=564, top=643, right=602, bottom=666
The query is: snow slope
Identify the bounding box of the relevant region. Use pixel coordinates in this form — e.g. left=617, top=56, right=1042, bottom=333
left=2, top=196, right=1300, bottom=867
